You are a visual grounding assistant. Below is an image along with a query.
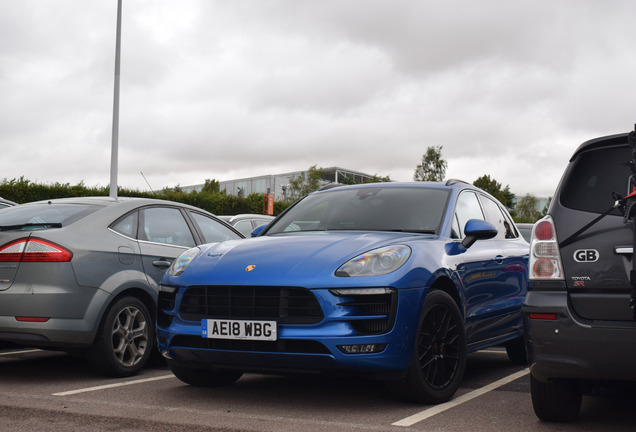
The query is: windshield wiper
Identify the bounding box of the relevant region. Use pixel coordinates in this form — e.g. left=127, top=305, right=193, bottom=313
left=0, top=222, right=63, bottom=231
left=381, top=229, right=436, bottom=234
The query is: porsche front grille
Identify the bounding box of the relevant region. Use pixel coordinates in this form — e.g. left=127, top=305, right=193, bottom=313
left=179, top=285, right=324, bottom=324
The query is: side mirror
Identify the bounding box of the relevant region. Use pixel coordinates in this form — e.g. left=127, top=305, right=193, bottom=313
left=461, top=219, right=497, bottom=248
left=251, top=224, right=267, bottom=237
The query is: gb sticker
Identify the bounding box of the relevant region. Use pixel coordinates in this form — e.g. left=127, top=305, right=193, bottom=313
left=573, top=249, right=599, bottom=263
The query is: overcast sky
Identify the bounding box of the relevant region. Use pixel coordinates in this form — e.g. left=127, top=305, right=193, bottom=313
left=2, top=1, right=635, bottom=197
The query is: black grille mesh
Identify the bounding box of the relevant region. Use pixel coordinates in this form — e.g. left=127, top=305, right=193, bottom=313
left=179, top=285, right=324, bottom=324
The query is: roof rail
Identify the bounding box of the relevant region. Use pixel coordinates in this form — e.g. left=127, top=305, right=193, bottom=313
left=318, top=183, right=346, bottom=191
left=445, top=179, right=470, bottom=186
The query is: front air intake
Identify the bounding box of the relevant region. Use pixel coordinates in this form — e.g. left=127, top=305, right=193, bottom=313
left=179, top=286, right=324, bottom=324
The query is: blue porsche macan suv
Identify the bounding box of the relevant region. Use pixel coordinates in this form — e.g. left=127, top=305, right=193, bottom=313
left=157, top=181, right=529, bottom=403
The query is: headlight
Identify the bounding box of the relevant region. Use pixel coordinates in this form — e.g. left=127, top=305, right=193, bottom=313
left=167, top=247, right=200, bottom=276
left=335, top=245, right=411, bottom=277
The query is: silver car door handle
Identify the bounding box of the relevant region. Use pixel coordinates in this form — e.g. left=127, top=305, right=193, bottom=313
left=152, top=260, right=172, bottom=268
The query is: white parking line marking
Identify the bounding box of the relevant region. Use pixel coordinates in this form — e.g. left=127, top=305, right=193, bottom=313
left=392, top=368, right=529, bottom=427
left=0, top=349, right=42, bottom=356
left=479, top=349, right=506, bottom=354
left=52, top=374, right=175, bottom=396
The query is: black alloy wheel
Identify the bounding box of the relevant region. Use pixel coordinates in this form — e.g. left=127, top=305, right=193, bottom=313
left=388, top=290, right=466, bottom=403
left=418, top=299, right=463, bottom=390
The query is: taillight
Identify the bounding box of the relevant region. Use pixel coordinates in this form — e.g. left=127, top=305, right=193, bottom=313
left=529, top=216, right=563, bottom=280
left=534, top=220, right=554, bottom=241
left=0, top=238, right=72, bottom=262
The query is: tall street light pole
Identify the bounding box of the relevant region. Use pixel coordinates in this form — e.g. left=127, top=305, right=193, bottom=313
left=110, top=0, right=122, bottom=198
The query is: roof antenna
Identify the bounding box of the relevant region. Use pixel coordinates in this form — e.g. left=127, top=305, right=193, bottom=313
left=140, top=171, right=156, bottom=195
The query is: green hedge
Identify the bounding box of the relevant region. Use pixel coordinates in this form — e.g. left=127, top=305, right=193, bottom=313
left=0, top=177, right=290, bottom=216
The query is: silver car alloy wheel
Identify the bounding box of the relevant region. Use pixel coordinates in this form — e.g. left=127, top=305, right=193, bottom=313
left=111, top=305, right=149, bottom=367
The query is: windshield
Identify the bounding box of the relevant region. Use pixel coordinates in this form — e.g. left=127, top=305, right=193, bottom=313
left=0, top=203, right=101, bottom=230
left=267, top=186, right=450, bottom=234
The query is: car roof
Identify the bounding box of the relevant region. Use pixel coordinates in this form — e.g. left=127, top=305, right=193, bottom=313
left=21, top=196, right=219, bottom=217
left=220, top=214, right=275, bottom=223
left=311, top=180, right=483, bottom=196
left=569, top=132, right=629, bottom=161
left=27, top=196, right=189, bottom=207
left=0, top=197, right=16, bottom=206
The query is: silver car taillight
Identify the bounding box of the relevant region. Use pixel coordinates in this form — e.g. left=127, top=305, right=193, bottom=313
left=529, top=216, right=564, bottom=280
left=0, top=238, right=72, bottom=262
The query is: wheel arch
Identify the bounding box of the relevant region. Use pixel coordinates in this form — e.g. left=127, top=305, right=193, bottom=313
left=88, top=277, right=158, bottom=344
left=109, top=287, right=157, bottom=321
left=428, top=275, right=463, bottom=319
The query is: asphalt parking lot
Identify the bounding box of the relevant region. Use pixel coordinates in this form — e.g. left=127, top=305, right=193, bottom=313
left=0, top=347, right=634, bottom=431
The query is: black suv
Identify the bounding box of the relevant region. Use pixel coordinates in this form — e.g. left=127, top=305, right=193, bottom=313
left=523, top=128, right=636, bottom=422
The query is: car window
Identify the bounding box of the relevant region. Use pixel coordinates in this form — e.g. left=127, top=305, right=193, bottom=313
left=560, top=145, right=632, bottom=214
left=251, top=218, right=273, bottom=229
left=267, top=187, right=450, bottom=234
left=479, top=195, right=517, bottom=240
left=111, top=211, right=138, bottom=238
left=189, top=211, right=242, bottom=243
left=0, top=203, right=100, bottom=228
left=233, top=220, right=254, bottom=237
left=142, top=207, right=196, bottom=247
left=454, top=191, right=484, bottom=238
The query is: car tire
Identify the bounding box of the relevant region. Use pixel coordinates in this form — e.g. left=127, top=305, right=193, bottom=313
left=530, top=374, right=582, bottom=422
left=505, top=336, right=527, bottom=365
left=168, top=361, right=243, bottom=387
left=86, top=296, right=154, bottom=377
left=387, top=290, right=466, bottom=404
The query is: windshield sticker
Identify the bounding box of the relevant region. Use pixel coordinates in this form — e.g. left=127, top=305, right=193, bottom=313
left=573, top=249, right=599, bottom=263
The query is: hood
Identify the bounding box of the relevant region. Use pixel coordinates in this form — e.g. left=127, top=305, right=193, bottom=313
left=172, top=231, right=434, bottom=288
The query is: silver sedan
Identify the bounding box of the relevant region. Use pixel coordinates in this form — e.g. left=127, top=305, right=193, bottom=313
left=0, top=196, right=243, bottom=377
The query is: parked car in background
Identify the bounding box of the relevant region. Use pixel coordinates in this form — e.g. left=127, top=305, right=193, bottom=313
left=0, top=197, right=16, bottom=209
left=0, top=196, right=243, bottom=377
left=516, top=223, right=534, bottom=242
left=218, top=214, right=275, bottom=237
left=524, top=130, right=636, bottom=422
left=158, top=181, right=529, bottom=404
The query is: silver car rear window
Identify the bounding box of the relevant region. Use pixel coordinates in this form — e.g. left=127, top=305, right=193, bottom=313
left=0, top=203, right=101, bottom=228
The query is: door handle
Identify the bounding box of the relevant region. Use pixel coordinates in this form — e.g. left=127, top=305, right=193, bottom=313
left=152, top=260, right=172, bottom=268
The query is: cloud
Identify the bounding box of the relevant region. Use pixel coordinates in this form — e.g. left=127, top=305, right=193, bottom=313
left=2, top=0, right=636, bottom=198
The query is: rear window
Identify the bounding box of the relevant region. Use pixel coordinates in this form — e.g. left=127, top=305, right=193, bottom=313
left=560, top=145, right=633, bottom=214
left=0, top=204, right=100, bottom=230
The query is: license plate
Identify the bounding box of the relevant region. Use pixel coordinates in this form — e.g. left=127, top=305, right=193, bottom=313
left=202, top=319, right=277, bottom=341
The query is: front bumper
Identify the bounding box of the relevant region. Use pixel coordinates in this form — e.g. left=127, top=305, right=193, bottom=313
left=523, top=290, right=636, bottom=383
left=157, top=286, right=428, bottom=376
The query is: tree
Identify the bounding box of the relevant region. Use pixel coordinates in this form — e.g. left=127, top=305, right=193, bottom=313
left=364, top=174, right=392, bottom=183
left=473, top=175, right=515, bottom=209
left=288, top=165, right=325, bottom=201
left=541, top=197, right=552, bottom=217
left=414, top=146, right=447, bottom=182
left=515, top=193, right=542, bottom=223
left=201, top=179, right=220, bottom=194
left=339, top=174, right=392, bottom=185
